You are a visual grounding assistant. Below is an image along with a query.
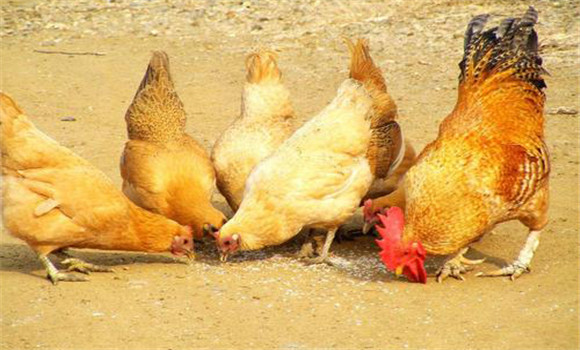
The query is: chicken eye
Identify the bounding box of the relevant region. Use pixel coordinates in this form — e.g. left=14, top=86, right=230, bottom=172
left=183, top=239, right=189, bottom=244
left=224, top=240, right=231, bottom=246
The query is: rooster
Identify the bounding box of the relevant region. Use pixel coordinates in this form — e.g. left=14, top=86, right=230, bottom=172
left=211, top=50, right=297, bottom=213
left=121, top=51, right=226, bottom=239
left=1, top=93, right=194, bottom=284
left=215, top=40, right=403, bottom=263
left=373, top=7, right=549, bottom=283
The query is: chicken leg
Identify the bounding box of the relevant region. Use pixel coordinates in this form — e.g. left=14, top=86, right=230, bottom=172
left=476, top=230, right=540, bottom=280
left=305, top=228, right=337, bottom=265
left=39, top=255, right=88, bottom=285
left=436, top=247, right=486, bottom=282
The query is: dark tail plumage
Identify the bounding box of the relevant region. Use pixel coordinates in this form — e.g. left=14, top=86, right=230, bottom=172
left=459, top=6, right=546, bottom=92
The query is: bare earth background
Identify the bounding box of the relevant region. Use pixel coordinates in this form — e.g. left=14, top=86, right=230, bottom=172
left=1, top=1, right=579, bottom=349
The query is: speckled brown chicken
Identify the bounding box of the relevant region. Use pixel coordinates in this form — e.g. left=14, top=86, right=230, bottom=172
left=121, top=51, right=226, bottom=239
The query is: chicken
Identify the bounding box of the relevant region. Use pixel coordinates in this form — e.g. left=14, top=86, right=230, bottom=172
left=121, top=51, right=226, bottom=239
left=1, top=92, right=194, bottom=284
left=372, top=7, right=549, bottom=283
left=211, top=50, right=297, bottom=212
left=213, top=40, right=404, bottom=263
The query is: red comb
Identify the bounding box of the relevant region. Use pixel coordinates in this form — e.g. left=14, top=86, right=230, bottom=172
left=374, top=207, right=427, bottom=284
left=374, top=207, right=405, bottom=271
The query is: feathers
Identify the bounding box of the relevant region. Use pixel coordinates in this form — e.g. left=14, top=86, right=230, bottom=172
left=344, top=37, right=397, bottom=123
left=31, top=194, right=60, bottom=220
left=1, top=92, right=190, bottom=256
left=125, top=51, right=187, bottom=143
left=344, top=37, right=403, bottom=182
left=212, top=49, right=296, bottom=211
left=367, top=121, right=404, bottom=179
left=245, top=50, right=282, bottom=84
left=121, top=51, right=225, bottom=238
left=217, top=78, right=374, bottom=251
left=459, top=6, right=546, bottom=93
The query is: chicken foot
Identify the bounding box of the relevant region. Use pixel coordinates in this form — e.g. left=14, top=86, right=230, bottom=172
left=39, top=255, right=88, bottom=285
left=476, top=230, right=540, bottom=280
left=436, top=247, right=486, bottom=282
left=305, top=228, right=337, bottom=265
left=294, top=229, right=316, bottom=259
left=54, top=250, right=114, bottom=274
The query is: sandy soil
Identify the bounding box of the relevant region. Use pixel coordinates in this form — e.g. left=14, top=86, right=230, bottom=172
left=1, top=1, right=579, bottom=349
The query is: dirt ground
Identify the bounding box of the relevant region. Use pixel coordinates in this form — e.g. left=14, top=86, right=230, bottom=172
left=1, top=0, right=579, bottom=349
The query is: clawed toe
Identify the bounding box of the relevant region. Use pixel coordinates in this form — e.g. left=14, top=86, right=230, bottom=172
left=436, top=262, right=468, bottom=282
left=61, top=258, right=114, bottom=274
left=48, top=271, right=89, bottom=285
left=304, top=256, right=335, bottom=266
left=436, top=248, right=485, bottom=283
left=476, top=261, right=530, bottom=280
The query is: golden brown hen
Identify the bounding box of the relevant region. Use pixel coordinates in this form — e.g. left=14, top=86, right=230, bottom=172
left=372, top=7, right=549, bottom=283
left=121, top=51, right=226, bottom=239
left=1, top=93, right=194, bottom=284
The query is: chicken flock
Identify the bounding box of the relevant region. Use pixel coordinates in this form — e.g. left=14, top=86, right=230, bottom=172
left=1, top=7, right=550, bottom=284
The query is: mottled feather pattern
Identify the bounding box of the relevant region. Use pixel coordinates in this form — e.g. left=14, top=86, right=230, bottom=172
left=121, top=51, right=224, bottom=237
left=125, top=51, right=187, bottom=143
left=400, top=7, right=549, bottom=256
left=345, top=38, right=403, bottom=184
left=459, top=6, right=546, bottom=93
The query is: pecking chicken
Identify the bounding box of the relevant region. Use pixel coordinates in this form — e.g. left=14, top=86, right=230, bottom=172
left=373, top=7, right=549, bottom=283
left=214, top=40, right=404, bottom=263
left=211, top=50, right=297, bottom=212
left=1, top=92, right=194, bottom=284
left=121, top=51, right=226, bottom=239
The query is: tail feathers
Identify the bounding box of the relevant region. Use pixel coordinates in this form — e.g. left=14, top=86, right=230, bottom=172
left=245, top=50, right=282, bottom=84
left=1, top=93, right=86, bottom=172
left=0, top=92, right=24, bottom=122
left=125, top=51, right=187, bottom=142
left=367, top=120, right=404, bottom=180
left=344, top=37, right=397, bottom=123
left=345, top=38, right=387, bottom=93
left=134, top=51, right=173, bottom=98
left=459, top=6, right=546, bottom=92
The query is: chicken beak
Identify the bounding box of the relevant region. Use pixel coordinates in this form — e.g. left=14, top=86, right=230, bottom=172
left=362, top=222, right=372, bottom=235
left=395, top=265, right=404, bottom=277
left=185, top=249, right=196, bottom=261
left=220, top=252, right=229, bottom=263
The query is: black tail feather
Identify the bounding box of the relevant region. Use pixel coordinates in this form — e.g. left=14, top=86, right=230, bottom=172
left=459, top=6, right=546, bottom=91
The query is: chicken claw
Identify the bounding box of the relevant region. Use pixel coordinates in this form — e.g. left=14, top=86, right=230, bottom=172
left=61, top=258, right=114, bottom=274
left=48, top=271, right=90, bottom=285
left=304, top=255, right=336, bottom=266
left=294, top=241, right=316, bottom=259
left=476, top=230, right=541, bottom=281
left=436, top=247, right=485, bottom=283
left=39, top=255, right=89, bottom=285
left=476, top=262, right=530, bottom=280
